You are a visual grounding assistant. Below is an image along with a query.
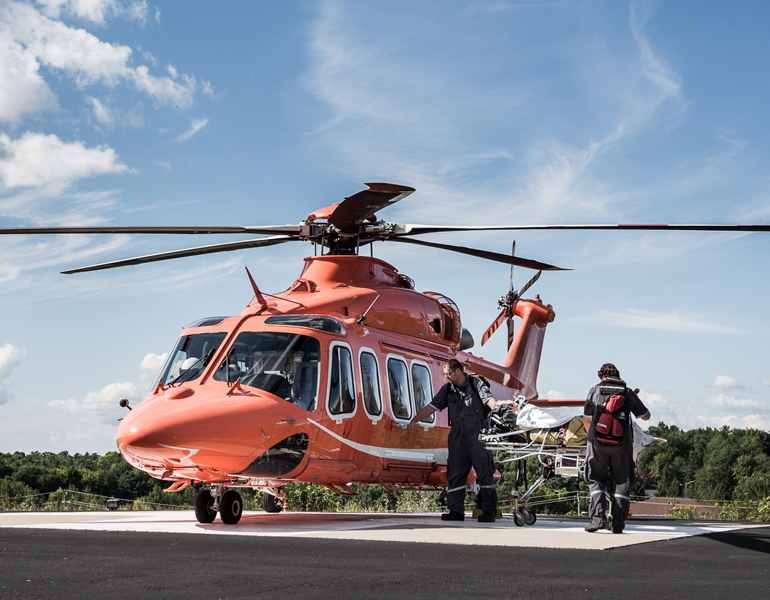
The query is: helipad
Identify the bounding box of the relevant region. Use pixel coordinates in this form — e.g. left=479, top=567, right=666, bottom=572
left=0, top=510, right=756, bottom=550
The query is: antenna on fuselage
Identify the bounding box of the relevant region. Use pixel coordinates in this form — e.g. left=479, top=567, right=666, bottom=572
left=357, top=294, right=380, bottom=325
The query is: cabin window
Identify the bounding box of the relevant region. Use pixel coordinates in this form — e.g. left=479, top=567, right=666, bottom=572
left=161, top=332, right=227, bottom=386
left=411, top=363, right=435, bottom=424
left=387, top=358, right=411, bottom=420
left=360, top=351, right=382, bottom=418
left=328, top=345, right=356, bottom=416
left=212, top=332, right=320, bottom=411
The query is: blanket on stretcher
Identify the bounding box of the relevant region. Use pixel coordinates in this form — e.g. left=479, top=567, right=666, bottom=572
left=509, top=404, right=657, bottom=462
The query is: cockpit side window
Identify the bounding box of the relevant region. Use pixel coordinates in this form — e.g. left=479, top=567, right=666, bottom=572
left=213, top=332, right=321, bottom=411
left=328, top=344, right=356, bottom=416
left=160, top=332, right=227, bottom=386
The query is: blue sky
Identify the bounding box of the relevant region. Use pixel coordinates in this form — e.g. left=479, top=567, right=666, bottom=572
left=1, top=0, right=769, bottom=453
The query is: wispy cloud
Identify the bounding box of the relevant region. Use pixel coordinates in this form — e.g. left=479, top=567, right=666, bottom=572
left=710, top=375, right=751, bottom=390
left=568, top=308, right=751, bottom=335
left=302, top=0, right=690, bottom=230
left=703, top=393, right=765, bottom=412
left=172, top=117, right=208, bottom=143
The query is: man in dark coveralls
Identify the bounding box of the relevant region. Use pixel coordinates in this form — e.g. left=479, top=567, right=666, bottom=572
left=407, top=359, right=499, bottom=522
left=583, top=363, right=650, bottom=533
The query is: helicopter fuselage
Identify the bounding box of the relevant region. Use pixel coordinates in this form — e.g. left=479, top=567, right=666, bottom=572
left=116, top=254, right=576, bottom=495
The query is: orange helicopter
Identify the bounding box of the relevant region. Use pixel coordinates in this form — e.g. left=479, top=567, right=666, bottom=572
left=2, top=182, right=769, bottom=525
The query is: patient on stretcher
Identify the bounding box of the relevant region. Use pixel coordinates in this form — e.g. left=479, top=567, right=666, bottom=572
left=488, top=402, right=588, bottom=446
left=486, top=400, right=660, bottom=462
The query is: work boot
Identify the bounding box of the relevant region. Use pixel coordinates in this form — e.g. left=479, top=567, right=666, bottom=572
left=584, top=519, right=605, bottom=532
left=440, top=511, right=464, bottom=521
left=477, top=512, right=495, bottom=523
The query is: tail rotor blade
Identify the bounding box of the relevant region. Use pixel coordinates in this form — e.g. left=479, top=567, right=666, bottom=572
left=481, top=309, right=507, bottom=346
left=516, top=270, right=542, bottom=300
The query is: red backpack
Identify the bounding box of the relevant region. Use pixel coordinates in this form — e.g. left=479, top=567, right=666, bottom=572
left=594, top=379, right=628, bottom=446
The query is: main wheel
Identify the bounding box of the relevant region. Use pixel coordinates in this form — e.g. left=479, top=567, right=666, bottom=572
left=219, top=490, right=243, bottom=525
left=522, top=508, right=537, bottom=526
left=263, top=491, right=284, bottom=513
left=194, top=489, right=216, bottom=524
left=513, top=511, right=525, bottom=526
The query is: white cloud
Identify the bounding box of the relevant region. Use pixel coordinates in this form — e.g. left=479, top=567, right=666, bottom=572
left=544, top=389, right=571, bottom=400
left=710, top=375, right=750, bottom=390
left=696, top=413, right=770, bottom=431
left=0, top=38, right=58, bottom=123
left=153, top=160, right=171, bottom=170
left=761, top=379, right=770, bottom=387
left=46, top=351, right=165, bottom=418
left=570, top=309, right=750, bottom=335
left=87, top=95, right=114, bottom=124
left=172, top=117, right=208, bottom=143
left=703, top=393, right=765, bottom=412
left=140, top=352, right=167, bottom=384
left=637, top=389, right=683, bottom=428
left=48, top=380, right=139, bottom=416
left=0, top=343, right=26, bottom=405
left=35, top=0, right=149, bottom=26
left=0, top=131, right=129, bottom=187
left=0, top=1, right=201, bottom=125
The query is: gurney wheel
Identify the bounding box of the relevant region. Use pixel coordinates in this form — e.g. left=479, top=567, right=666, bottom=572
left=522, top=508, right=536, bottom=526
left=513, top=511, right=525, bottom=526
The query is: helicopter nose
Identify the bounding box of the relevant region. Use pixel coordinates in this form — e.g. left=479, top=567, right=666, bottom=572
left=115, top=392, right=280, bottom=467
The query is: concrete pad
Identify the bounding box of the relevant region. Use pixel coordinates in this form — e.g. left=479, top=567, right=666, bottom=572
left=0, top=510, right=759, bottom=550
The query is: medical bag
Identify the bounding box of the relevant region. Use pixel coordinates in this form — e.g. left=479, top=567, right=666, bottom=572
left=594, top=382, right=628, bottom=446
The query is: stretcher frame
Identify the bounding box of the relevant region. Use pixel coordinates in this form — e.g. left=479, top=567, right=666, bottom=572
left=481, top=428, right=587, bottom=526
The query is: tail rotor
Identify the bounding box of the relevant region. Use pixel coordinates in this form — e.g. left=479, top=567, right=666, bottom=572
left=481, top=241, right=542, bottom=348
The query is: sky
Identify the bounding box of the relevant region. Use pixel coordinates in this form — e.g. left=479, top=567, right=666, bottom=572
left=1, top=0, right=769, bottom=454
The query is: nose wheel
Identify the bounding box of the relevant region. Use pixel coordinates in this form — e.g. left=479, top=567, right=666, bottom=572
left=263, top=487, right=285, bottom=513
left=194, top=487, right=243, bottom=525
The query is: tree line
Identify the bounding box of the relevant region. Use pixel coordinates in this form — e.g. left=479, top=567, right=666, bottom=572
left=1, top=423, right=768, bottom=520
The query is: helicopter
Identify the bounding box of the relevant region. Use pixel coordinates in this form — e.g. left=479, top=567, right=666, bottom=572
left=2, top=182, right=769, bottom=525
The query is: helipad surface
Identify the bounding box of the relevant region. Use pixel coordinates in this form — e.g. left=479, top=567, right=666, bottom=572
left=0, top=510, right=755, bottom=550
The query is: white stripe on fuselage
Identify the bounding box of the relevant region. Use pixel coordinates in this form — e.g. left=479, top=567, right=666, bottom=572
left=307, top=419, right=448, bottom=464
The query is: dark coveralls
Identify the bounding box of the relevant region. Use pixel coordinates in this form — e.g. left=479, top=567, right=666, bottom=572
left=584, top=378, right=649, bottom=531
left=431, top=375, right=498, bottom=514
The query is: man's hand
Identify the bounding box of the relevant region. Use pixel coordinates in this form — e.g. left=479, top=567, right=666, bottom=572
left=407, top=420, right=417, bottom=433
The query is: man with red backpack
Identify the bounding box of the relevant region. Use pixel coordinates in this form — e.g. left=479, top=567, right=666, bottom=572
left=583, top=363, right=650, bottom=533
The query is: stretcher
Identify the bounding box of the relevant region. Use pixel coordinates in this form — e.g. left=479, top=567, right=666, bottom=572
left=480, top=403, right=658, bottom=526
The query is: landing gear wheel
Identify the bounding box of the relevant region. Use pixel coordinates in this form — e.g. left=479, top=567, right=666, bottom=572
left=194, top=489, right=216, bottom=524
left=219, top=490, right=243, bottom=525
left=513, top=511, right=525, bottom=526
left=522, top=508, right=536, bottom=526
left=263, top=492, right=284, bottom=513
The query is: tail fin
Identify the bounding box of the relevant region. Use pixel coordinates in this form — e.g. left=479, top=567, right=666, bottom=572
left=465, top=298, right=555, bottom=400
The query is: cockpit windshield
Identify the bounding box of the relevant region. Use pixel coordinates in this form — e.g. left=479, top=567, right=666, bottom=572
left=213, top=332, right=321, bottom=411
left=160, top=332, right=227, bottom=386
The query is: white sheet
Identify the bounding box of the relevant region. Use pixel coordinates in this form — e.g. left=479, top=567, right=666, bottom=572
left=514, top=403, right=658, bottom=460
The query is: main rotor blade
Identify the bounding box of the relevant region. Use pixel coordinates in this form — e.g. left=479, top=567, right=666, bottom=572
left=397, top=223, right=770, bottom=236
left=62, top=235, right=296, bottom=274
left=0, top=225, right=302, bottom=236
left=388, top=237, right=568, bottom=271
left=329, top=183, right=415, bottom=233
